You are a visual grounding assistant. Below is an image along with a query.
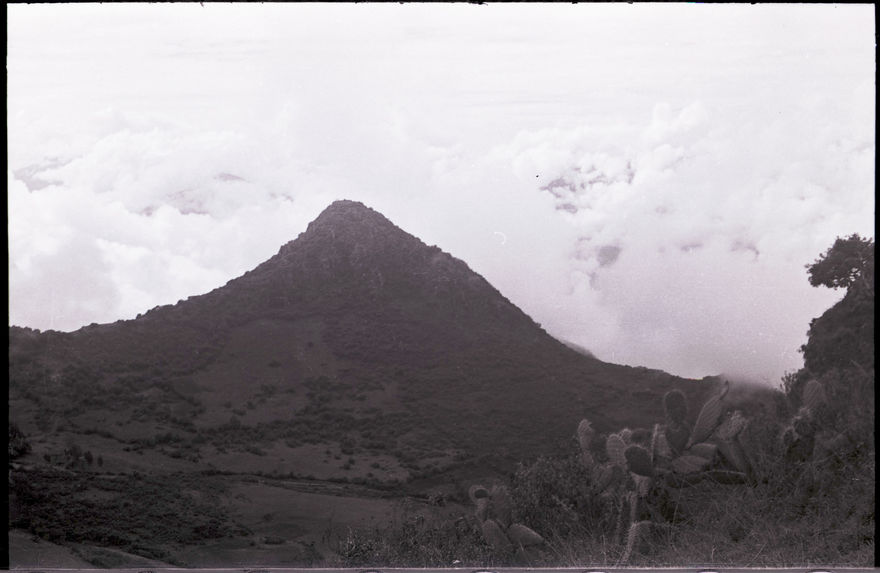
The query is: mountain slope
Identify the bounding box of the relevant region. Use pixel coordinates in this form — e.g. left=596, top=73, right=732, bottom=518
left=9, top=200, right=715, bottom=481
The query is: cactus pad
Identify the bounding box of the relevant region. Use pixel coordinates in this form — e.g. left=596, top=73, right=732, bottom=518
left=489, top=485, right=513, bottom=528
left=474, top=498, right=489, bottom=523
left=651, top=423, right=673, bottom=460
left=625, top=444, right=654, bottom=477
left=665, top=421, right=691, bottom=455
left=621, top=520, right=654, bottom=564
left=716, top=410, right=748, bottom=440
left=581, top=451, right=596, bottom=470
left=630, top=427, right=651, bottom=446
left=632, top=473, right=652, bottom=497
left=688, top=380, right=729, bottom=447
left=577, top=418, right=595, bottom=451
left=468, top=484, right=489, bottom=504
left=802, top=379, right=826, bottom=412
left=507, top=523, right=545, bottom=547
left=663, top=390, right=688, bottom=424
left=689, top=442, right=718, bottom=462
left=480, top=519, right=513, bottom=552
left=716, top=438, right=751, bottom=475
left=607, top=433, right=628, bottom=467
left=593, top=462, right=622, bottom=493
left=670, top=454, right=712, bottom=474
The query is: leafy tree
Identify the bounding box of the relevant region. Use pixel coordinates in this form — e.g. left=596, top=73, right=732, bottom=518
left=806, top=233, right=874, bottom=293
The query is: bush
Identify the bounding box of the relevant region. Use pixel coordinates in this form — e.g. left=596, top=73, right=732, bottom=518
left=509, top=454, right=598, bottom=538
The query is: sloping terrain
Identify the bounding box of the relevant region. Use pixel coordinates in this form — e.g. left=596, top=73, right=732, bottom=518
left=8, top=199, right=720, bottom=566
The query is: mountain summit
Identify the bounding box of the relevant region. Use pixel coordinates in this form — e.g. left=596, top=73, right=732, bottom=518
left=272, top=199, right=418, bottom=272
left=10, top=200, right=711, bottom=486
left=295, top=199, right=404, bottom=245
left=218, top=199, right=543, bottom=347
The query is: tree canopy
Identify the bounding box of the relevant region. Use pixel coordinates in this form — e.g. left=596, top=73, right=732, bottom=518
left=806, top=233, right=874, bottom=293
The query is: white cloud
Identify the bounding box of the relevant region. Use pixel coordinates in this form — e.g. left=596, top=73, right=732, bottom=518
left=483, top=89, right=872, bottom=381
left=7, top=3, right=874, bottom=384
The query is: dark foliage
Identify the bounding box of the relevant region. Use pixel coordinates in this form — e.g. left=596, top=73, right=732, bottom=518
left=791, top=234, right=874, bottom=444
left=9, top=468, right=249, bottom=555
left=8, top=423, right=31, bottom=459
left=806, top=233, right=874, bottom=291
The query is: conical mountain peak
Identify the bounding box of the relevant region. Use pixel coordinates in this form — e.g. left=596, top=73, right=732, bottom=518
left=271, top=199, right=415, bottom=263
left=312, top=199, right=385, bottom=224
left=309, top=199, right=391, bottom=229
left=303, top=199, right=399, bottom=241
left=231, top=200, right=514, bottom=320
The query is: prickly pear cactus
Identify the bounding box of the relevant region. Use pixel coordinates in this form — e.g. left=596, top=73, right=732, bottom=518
left=593, top=462, right=624, bottom=494
left=687, top=380, right=729, bottom=447
left=577, top=418, right=596, bottom=470
left=469, top=483, right=545, bottom=556
left=606, top=433, right=628, bottom=467
left=714, top=410, right=753, bottom=477
left=576, top=418, right=629, bottom=498
left=656, top=383, right=747, bottom=482
left=576, top=381, right=752, bottom=563
left=663, top=390, right=692, bottom=455
left=783, top=377, right=849, bottom=466
left=650, top=422, right=673, bottom=463
left=625, top=444, right=654, bottom=478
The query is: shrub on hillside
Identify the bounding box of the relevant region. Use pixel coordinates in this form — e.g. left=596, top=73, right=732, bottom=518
left=509, top=454, right=603, bottom=539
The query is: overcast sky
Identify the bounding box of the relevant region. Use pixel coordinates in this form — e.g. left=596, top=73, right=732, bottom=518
left=7, top=3, right=875, bottom=384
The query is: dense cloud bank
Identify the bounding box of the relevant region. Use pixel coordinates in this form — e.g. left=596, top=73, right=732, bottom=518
left=8, top=4, right=874, bottom=383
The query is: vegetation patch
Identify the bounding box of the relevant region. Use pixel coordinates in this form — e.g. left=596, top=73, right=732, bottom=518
left=9, top=467, right=250, bottom=565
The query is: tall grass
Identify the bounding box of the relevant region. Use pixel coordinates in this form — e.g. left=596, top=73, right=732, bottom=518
left=328, top=500, right=497, bottom=567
